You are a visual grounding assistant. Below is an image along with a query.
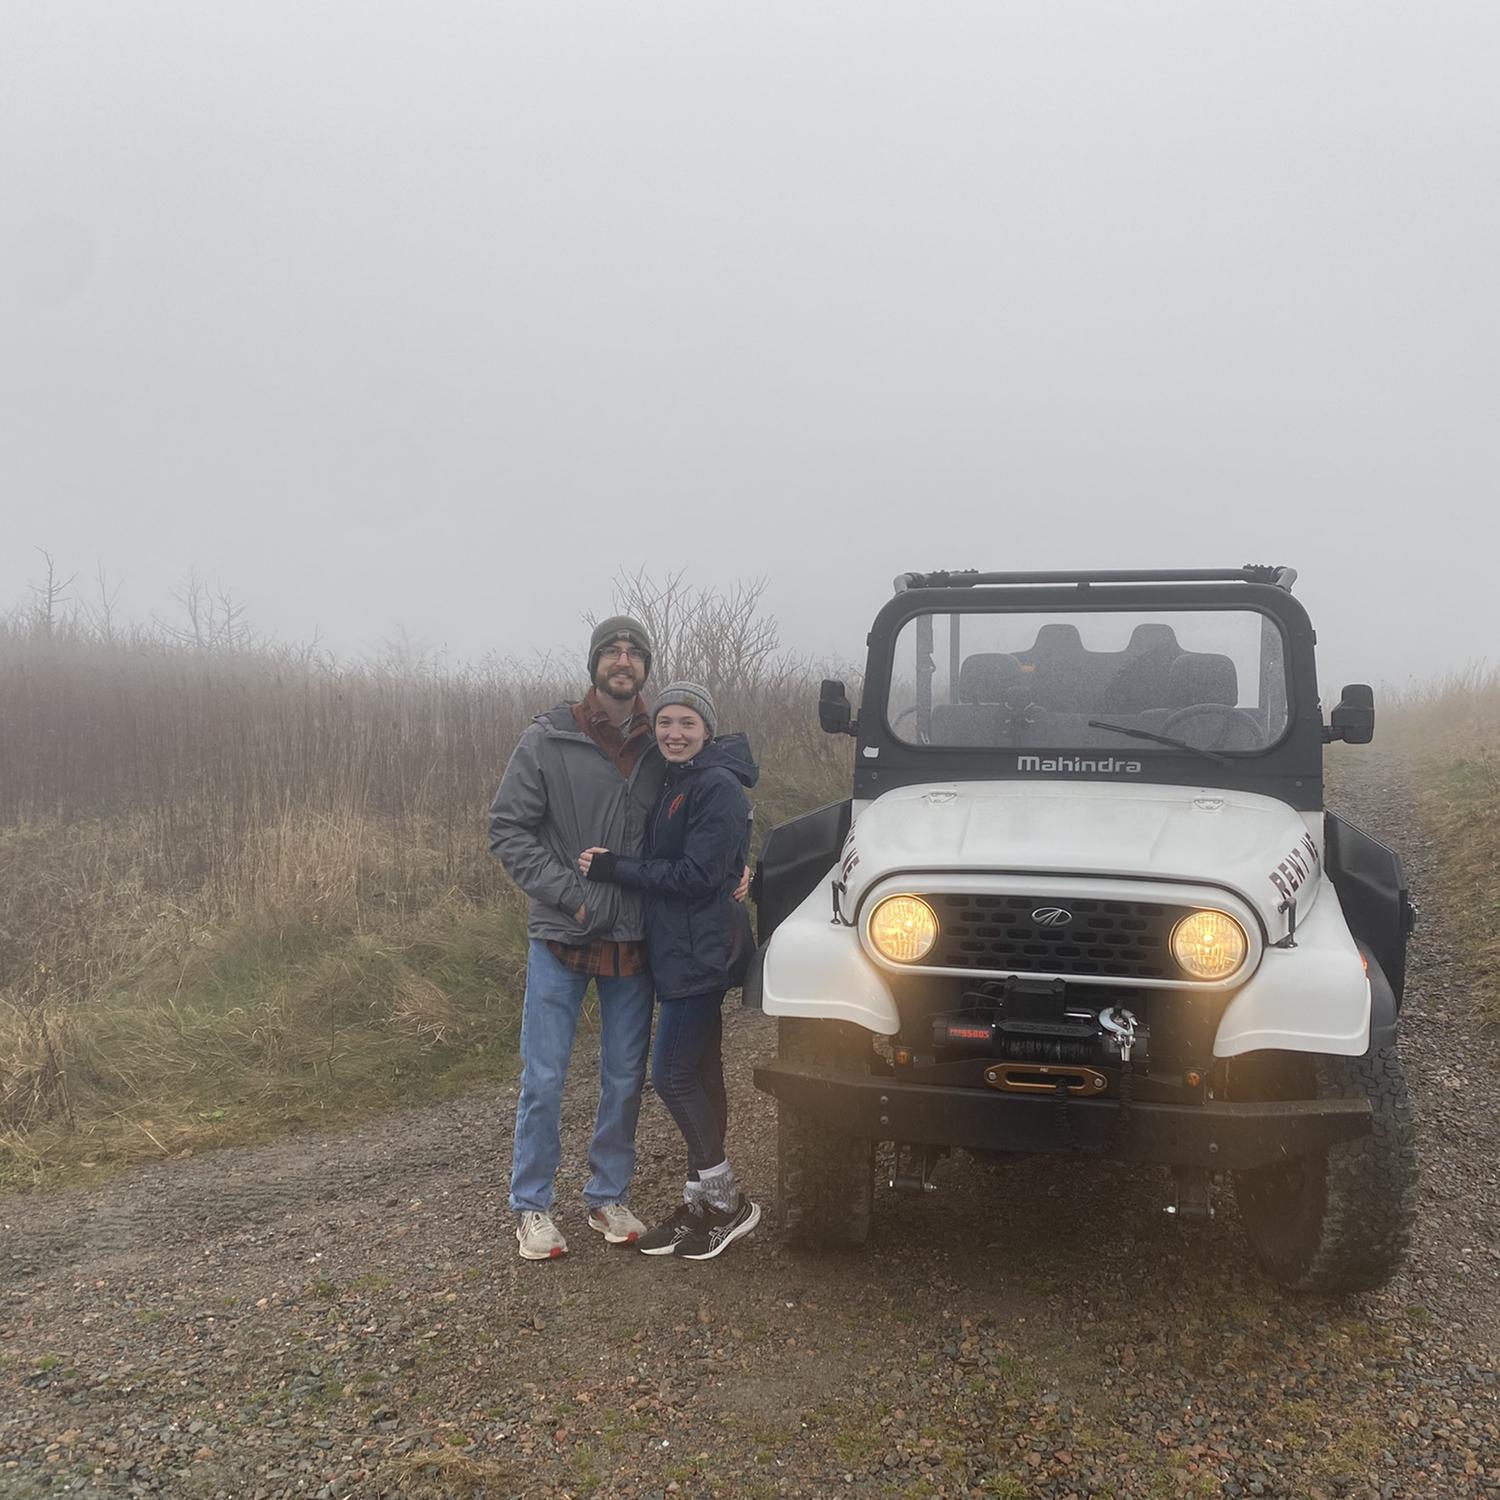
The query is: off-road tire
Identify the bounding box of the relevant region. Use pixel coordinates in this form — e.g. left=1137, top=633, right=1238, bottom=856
left=776, top=1017, right=876, bottom=1250
left=1232, top=1047, right=1418, bottom=1293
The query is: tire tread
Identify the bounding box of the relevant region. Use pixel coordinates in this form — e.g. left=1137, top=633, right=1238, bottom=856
left=776, top=1019, right=875, bottom=1250
left=1236, top=1047, right=1418, bottom=1293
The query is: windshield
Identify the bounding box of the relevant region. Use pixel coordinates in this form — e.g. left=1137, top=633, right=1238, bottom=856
left=886, top=608, right=1289, bottom=754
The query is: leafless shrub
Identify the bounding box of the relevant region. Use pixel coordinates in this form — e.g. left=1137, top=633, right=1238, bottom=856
left=88, top=565, right=124, bottom=643
left=592, top=567, right=789, bottom=697
left=27, top=549, right=75, bottom=638
left=154, top=570, right=257, bottom=652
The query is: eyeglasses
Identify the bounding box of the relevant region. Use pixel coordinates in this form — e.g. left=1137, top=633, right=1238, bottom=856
left=600, top=645, right=646, bottom=664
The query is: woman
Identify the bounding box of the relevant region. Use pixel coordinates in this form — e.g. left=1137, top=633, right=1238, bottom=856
left=579, top=681, right=760, bottom=1260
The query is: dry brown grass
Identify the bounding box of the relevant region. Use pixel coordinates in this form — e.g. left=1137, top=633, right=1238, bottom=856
left=382, top=1446, right=522, bottom=1497
left=1381, top=665, right=1500, bottom=1023
left=0, top=582, right=851, bottom=1183
left=0, top=872, right=537, bottom=1184
left=1381, top=664, right=1500, bottom=752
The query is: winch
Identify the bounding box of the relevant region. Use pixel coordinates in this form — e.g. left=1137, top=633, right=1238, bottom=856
left=930, top=977, right=1147, bottom=1072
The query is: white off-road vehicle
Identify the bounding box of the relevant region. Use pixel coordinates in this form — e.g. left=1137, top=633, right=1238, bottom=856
left=748, top=566, right=1417, bottom=1292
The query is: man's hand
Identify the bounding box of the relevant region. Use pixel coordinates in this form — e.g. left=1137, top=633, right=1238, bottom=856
left=573, top=903, right=588, bottom=923
left=734, top=864, right=752, bottom=903
left=579, top=847, right=609, bottom=878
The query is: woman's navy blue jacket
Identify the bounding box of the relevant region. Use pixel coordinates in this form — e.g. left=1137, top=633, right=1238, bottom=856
left=586, top=733, right=757, bottom=1000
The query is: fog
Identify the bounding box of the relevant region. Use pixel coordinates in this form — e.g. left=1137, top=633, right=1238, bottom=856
left=3, top=3, right=1497, bottom=693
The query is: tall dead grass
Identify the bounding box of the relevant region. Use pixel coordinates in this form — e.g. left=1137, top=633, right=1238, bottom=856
left=1381, top=665, right=1500, bottom=1023
left=0, top=576, right=850, bottom=1180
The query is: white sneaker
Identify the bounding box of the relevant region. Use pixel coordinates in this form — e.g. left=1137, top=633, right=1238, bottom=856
left=588, top=1202, right=647, bottom=1245
left=516, top=1210, right=568, bottom=1261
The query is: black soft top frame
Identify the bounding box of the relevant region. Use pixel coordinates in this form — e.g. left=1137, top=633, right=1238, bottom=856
left=857, top=572, right=1324, bottom=811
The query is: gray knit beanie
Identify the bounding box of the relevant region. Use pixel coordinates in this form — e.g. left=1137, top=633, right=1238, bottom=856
left=651, top=680, right=717, bottom=738
left=588, top=615, right=653, bottom=676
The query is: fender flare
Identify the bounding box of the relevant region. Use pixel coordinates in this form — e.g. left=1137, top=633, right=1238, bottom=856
left=1359, top=940, right=1399, bottom=1053
left=739, top=942, right=768, bottom=1010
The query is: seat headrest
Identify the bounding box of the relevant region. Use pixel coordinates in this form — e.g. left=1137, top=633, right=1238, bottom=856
left=957, top=652, right=1023, bottom=703
left=1127, top=622, right=1180, bottom=655
left=1029, top=623, right=1085, bottom=657
left=1168, top=653, right=1237, bottom=707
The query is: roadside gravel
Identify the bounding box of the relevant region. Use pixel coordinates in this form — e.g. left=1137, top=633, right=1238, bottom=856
left=2, top=752, right=1497, bottom=1499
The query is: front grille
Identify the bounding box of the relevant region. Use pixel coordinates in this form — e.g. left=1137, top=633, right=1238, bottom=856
left=924, top=893, right=1188, bottom=980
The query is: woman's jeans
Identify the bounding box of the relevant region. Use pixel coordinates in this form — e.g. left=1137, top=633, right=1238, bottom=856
left=509, top=939, right=654, bottom=1214
left=651, top=989, right=729, bottom=1172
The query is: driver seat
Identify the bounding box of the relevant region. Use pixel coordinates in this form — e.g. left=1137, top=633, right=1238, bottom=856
left=931, top=653, right=1023, bottom=745
left=957, top=653, right=1023, bottom=703
left=1167, top=653, right=1237, bottom=708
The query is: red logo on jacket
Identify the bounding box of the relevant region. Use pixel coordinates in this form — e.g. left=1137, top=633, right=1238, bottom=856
left=666, top=793, right=687, bottom=819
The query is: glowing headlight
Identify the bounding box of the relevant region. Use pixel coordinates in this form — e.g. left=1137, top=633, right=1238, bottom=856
left=1170, top=909, right=1249, bottom=981
left=868, top=895, right=939, bottom=964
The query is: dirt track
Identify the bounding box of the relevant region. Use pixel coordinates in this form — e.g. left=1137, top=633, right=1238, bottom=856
left=3, top=753, right=1498, bottom=1498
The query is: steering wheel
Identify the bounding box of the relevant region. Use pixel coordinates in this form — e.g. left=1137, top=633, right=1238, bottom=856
left=1159, top=703, right=1263, bottom=750
left=891, top=705, right=930, bottom=744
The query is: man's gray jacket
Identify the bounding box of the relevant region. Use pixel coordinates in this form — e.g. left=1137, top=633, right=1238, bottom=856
left=489, top=704, right=666, bottom=944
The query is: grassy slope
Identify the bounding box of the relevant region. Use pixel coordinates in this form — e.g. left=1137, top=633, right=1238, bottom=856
left=1, top=747, right=849, bottom=1190
left=1, top=875, right=534, bottom=1187
left=1379, top=668, right=1500, bottom=1024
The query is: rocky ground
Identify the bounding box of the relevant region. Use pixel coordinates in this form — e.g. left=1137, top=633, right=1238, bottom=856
left=2, top=753, right=1497, bottom=1499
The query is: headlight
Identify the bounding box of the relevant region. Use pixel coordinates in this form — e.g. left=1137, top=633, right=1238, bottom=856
left=1170, top=909, right=1248, bottom=980
left=868, top=895, right=939, bottom=964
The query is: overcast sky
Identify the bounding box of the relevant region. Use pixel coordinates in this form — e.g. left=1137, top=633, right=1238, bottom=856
left=3, top=3, right=1496, bottom=692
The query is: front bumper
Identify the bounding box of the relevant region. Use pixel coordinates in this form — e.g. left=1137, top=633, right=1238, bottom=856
left=753, top=1061, right=1372, bottom=1168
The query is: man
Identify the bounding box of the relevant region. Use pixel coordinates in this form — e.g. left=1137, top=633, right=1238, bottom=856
left=490, top=616, right=666, bottom=1260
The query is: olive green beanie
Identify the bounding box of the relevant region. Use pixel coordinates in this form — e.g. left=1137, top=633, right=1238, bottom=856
left=588, top=615, right=654, bottom=676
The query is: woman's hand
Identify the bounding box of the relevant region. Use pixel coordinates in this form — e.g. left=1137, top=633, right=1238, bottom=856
left=579, top=847, right=610, bottom=877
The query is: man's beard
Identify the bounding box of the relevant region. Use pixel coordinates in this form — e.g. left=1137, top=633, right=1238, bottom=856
left=596, top=668, right=641, bottom=703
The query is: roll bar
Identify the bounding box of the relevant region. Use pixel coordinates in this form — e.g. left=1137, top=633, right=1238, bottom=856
left=892, top=565, right=1298, bottom=594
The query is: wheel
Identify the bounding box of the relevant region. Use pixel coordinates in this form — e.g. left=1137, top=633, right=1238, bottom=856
left=776, top=1017, right=877, bottom=1249
left=1159, top=703, right=1264, bottom=750
left=1231, top=1048, right=1417, bottom=1293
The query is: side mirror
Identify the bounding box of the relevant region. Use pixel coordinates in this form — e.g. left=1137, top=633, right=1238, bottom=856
left=1327, top=683, right=1375, bottom=745
left=818, top=678, right=857, bottom=736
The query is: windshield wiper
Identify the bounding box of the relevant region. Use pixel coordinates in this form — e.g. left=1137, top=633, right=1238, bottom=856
left=1086, top=719, right=1232, bottom=766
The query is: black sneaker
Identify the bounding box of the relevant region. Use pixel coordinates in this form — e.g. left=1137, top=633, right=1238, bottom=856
left=637, top=1202, right=703, bottom=1257
left=677, top=1198, right=761, bottom=1261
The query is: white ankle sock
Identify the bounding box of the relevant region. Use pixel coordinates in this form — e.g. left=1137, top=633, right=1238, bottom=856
left=697, top=1161, right=738, bottom=1212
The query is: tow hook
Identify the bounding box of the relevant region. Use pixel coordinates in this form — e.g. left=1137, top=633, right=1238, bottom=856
left=1165, top=1166, right=1215, bottom=1221
left=890, top=1142, right=945, bottom=1194
left=1098, top=1006, right=1139, bottom=1064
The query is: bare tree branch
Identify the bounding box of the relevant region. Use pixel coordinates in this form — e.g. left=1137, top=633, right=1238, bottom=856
left=27, top=549, right=76, bottom=637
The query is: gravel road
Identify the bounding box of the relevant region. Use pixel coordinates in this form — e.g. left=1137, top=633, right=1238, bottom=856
left=3, top=753, right=1497, bottom=1499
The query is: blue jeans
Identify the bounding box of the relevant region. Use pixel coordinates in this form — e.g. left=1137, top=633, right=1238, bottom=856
left=651, top=989, right=729, bottom=1172
left=509, top=939, right=655, bottom=1214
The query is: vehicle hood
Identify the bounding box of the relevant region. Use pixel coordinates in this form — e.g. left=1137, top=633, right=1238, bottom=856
left=841, top=780, right=1321, bottom=935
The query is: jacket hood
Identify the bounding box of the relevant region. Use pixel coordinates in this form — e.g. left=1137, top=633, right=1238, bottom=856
left=676, top=731, right=759, bottom=787
left=537, top=702, right=584, bottom=735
